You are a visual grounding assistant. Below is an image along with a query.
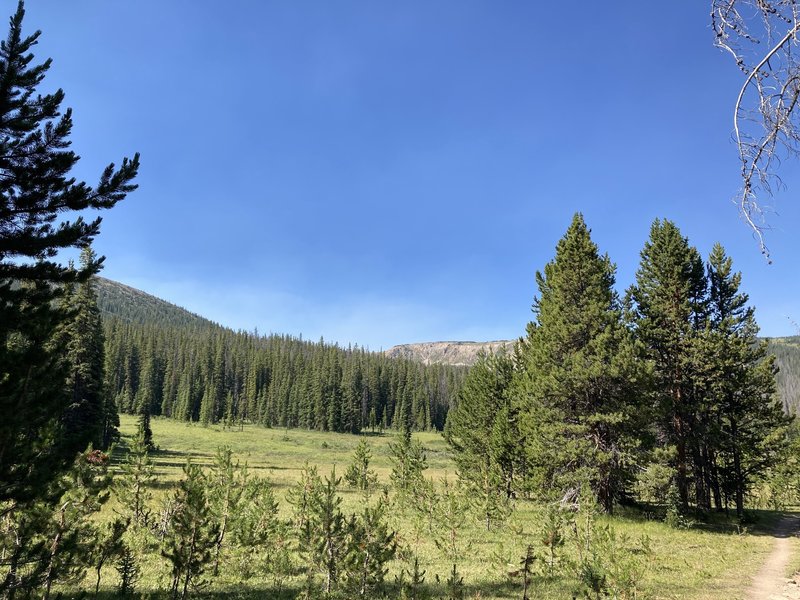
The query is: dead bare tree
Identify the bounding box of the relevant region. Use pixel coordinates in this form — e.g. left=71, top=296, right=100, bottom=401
left=712, top=0, right=800, bottom=261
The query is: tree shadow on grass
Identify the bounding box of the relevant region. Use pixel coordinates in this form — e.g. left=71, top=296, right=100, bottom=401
left=614, top=503, right=796, bottom=537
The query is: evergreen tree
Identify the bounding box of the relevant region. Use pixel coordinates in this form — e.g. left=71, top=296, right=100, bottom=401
left=389, top=430, right=427, bottom=501
left=115, top=433, right=155, bottom=527
left=344, top=438, right=378, bottom=493
left=136, top=407, right=154, bottom=452
left=309, top=468, right=348, bottom=595
left=40, top=449, right=113, bottom=600
left=0, top=1, right=138, bottom=505
left=445, top=350, right=518, bottom=504
left=162, top=462, right=219, bottom=600
left=516, top=214, right=647, bottom=511
left=702, top=243, right=789, bottom=515
left=208, top=446, right=246, bottom=576
left=628, top=219, right=706, bottom=509
left=342, top=498, right=397, bottom=597
left=91, top=518, right=127, bottom=598
left=61, top=247, right=108, bottom=453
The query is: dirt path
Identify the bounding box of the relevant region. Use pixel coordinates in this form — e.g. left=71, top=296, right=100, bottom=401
left=746, top=514, right=800, bottom=600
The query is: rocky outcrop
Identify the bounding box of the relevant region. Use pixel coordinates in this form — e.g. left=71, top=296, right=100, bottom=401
left=384, top=340, right=514, bottom=366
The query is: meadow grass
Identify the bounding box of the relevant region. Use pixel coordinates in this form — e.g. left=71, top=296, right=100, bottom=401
left=85, top=415, right=797, bottom=599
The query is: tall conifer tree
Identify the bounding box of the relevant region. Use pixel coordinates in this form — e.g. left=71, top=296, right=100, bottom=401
left=61, top=247, right=108, bottom=453
left=628, top=219, right=705, bottom=509
left=0, top=1, right=139, bottom=504
left=702, top=243, right=788, bottom=515
left=515, top=213, right=646, bottom=511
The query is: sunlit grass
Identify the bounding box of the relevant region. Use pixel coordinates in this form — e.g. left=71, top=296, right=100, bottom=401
left=80, top=414, right=797, bottom=599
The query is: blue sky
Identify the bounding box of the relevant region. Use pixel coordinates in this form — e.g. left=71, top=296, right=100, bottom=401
left=24, top=2, right=800, bottom=348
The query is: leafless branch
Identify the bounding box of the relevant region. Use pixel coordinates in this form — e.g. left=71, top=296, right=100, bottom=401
left=712, top=0, right=800, bottom=261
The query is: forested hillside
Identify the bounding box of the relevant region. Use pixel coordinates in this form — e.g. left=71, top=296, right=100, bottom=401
left=96, top=278, right=466, bottom=432
left=767, top=336, right=800, bottom=413
left=96, top=277, right=215, bottom=329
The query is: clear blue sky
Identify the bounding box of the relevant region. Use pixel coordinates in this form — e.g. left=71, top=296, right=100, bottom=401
left=25, top=2, right=800, bottom=349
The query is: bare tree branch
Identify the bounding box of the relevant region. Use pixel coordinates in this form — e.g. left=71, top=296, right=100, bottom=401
left=712, top=0, right=800, bottom=261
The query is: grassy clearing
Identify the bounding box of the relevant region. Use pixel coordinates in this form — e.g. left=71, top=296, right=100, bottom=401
left=84, top=415, right=794, bottom=599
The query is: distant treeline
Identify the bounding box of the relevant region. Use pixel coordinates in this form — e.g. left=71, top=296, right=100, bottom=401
left=103, top=317, right=466, bottom=433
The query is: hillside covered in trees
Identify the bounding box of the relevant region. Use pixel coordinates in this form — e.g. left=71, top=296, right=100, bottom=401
left=96, top=278, right=467, bottom=433
left=766, top=336, right=800, bottom=414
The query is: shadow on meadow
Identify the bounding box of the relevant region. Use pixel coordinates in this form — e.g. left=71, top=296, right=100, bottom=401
left=86, top=578, right=527, bottom=600
left=613, top=503, right=792, bottom=538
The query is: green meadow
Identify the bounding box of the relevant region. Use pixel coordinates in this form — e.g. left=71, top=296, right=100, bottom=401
left=81, top=414, right=795, bottom=600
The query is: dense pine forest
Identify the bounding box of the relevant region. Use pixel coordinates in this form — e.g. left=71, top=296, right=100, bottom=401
left=97, top=279, right=466, bottom=433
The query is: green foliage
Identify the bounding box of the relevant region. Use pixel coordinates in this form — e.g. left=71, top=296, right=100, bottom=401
left=39, top=448, right=113, bottom=600
left=60, top=248, right=110, bottom=454
left=518, top=544, right=537, bottom=600
left=399, top=555, right=428, bottom=600
left=115, top=434, right=155, bottom=527
left=91, top=517, right=127, bottom=597
left=342, top=498, right=397, bottom=597
left=162, top=461, right=220, bottom=600
left=0, top=0, right=138, bottom=506
left=344, top=438, right=378, bottom=494
left=515, top=213, right=648, bottom=512
left=430, top=477, right=472, bottom=564
left=442, top=563, right=465, bottom=600
left=568, top=492, right=652, bottom=600
left=136, top=409, right=154, bottom=452
left=100, top=295, right=467, bottom=434
left=540, top=506, right=565, bottom=578
left=634, top=447, right=677, bottom=505
left=389, top=431, right=428, bottom=502
left=8, top=455, right=122, bottom=596
left=115, top=544, right=140, bottom=598
left=309, top=468, right=348, bottom=595
left=207, top=446, right=247, bottom=575
left=627, top=219, right=708, bottom=511
left=445, top=350, right=518, bottom=525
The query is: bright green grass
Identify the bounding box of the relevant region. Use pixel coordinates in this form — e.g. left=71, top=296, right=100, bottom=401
left=83, top=415, right=796, bottom=599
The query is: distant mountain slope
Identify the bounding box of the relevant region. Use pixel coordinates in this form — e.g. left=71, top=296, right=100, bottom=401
left=388, top=337, right=800, bottom=414
left=95, top=277, right=217, bottom=329
left=767, top=336, right=800, bottom=414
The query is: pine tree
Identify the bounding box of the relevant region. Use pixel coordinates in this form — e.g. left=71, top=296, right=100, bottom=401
left=40, top=449, right=113, bottom=600
left=342, top=498, right=397, bottom=597
left=60, top=247, right=108, bottom=454
left=445, top=350, right=518, bottom=508
left=0, top=1, right=139, bottom=505
left=702, top=244, right=789, bottom=515
left=516, top=213, right=647, bottom=511
left=115, top=433, right=155, bottom=527
left=389, top=430, right=427, bottom=501
left=344, top=438, right=378, bottom=493
left=309, top=468, right=348, bottom=595
left=162, top=462, right=219, bottom=600
left=628, top=219, right=706, bottom=509
left=208, top=446, right=246, bottom=576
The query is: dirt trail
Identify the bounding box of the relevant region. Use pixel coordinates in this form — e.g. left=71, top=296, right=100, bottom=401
left=746, top=515, right=800, bottom=600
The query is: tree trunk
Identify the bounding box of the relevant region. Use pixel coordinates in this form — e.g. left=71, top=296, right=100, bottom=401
left=731, top=419, right=745, bottom=518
